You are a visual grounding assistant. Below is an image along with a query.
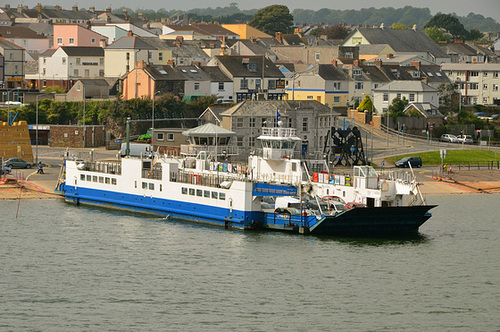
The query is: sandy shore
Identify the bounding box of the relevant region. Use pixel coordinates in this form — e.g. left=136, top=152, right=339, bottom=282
left=1, top=166, right=499, bottom=200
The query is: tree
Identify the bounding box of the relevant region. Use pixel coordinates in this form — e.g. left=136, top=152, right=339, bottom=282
left=438, top=82, right=458, bottom=111
left=391, top=23, right=407, bottom=30
left=424, top=13, right=469, bottom=39
left=424, top=26, right=451, bottom=43
left=357, top=95, right=373, bottom=112
left=249, top=5, right=293, bottom=35
left=323, top=24, right=351, bottom=40
left=468, top=28, right=483, bottom=41
left=389, top=97, right=409, bottom=117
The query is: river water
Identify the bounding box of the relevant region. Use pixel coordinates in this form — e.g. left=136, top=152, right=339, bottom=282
left=1, top=195, right=499, bottom=331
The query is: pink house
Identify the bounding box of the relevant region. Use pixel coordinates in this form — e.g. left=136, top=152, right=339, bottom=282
left=53, top=24, right=108, bottom=48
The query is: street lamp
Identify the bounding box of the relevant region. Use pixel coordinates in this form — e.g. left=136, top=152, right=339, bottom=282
left=151, top=91, right=160, bottom=147
left=5, top=87, right=21, bottom=125
left=35, top=92, right=55, bottom=164
left=77, top=83, right=86, bottom=150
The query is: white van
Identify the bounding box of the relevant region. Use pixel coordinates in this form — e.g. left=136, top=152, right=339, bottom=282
left=120, top=143, right=155, bottom=158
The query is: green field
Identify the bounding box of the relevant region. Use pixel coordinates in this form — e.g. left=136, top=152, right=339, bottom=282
left=387, top=149, right=500, bottom=166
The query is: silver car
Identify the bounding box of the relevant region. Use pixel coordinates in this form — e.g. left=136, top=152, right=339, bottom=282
left=440, top=134, right=459, bottom=143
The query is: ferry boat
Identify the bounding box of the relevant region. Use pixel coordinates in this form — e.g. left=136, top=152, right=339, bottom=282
left=57, top=126, right=435, bottom=236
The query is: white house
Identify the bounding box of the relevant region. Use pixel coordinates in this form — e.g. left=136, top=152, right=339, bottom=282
left=373, top=81, right=439, bottom=114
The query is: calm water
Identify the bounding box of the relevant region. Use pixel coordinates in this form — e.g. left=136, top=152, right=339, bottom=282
left=1, top=195, right=499, bottom=331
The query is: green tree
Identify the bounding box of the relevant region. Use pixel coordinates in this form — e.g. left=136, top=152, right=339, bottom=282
left=438, top=82, right=458, bottom=111
left=424, top=13, right=469, bottom=39
left=424, top=26, right=451, bottom=43
left=391, top=23, right=407, bottom=29
left=357, top=95, right=373, bottom=112
left=468, top=28, right=483, bottom=41
left=389, top=97, right=409, bottom=117
left=249, top=5, right=293, bottom=35
left=323, top=24, right=351, bottom=40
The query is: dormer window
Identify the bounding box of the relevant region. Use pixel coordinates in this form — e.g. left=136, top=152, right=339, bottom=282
left=248, top=63, right=257, bottom=72
left=353, top=69, right=362, bottom=76
left=412, top=71, right=420, bottom=78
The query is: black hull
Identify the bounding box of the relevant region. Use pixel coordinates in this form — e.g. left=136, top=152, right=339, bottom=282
left=309, top=205, right=437, bottom=236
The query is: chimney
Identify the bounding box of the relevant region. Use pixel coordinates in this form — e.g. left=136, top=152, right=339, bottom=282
left=99, top=40, right=107, bottom=48
left=411, top=60, right=421, bottom=69
left=55, top=5, right=61, bottom=11
left=136, top=60, right=146, bottom=69
left=4, top=4, right=10, bottom=9
left=17, top=4, right=23, bottom=13
left=275, top=32, right=282, bottom=43
left=374, top=59, right=382, bottom=67
left=36, top=3, right=42, bottom=12
left=106, top=7, right=111, bottom=14
left=89, top=6, right=95, bottom=13
left=127, top=30, right=133, bottom=37
left=72, top=5, right=78, bottom=12
left=386, top=53, right=393, bottom=59
left=372, top=24, right=378, bottom=29
left=331, top=59, right=337, bottom=67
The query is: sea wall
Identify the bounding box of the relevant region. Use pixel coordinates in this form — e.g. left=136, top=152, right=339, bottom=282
left=0, top=121, right=34, bottom=162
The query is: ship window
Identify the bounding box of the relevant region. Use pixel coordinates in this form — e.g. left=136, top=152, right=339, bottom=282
left=87, top=175, right=91, bottom=181
left=99, top=177, right=104, bottom=183
left=204, top=190, right=210, bottom=198
left=219, top=193, right=226, bottom=200
left=142, top=182, right=147, bottom=189
left=135, top=181, right=137, bottom=188
left=212, top=191, right=218, bottom=199
left=292, top=163, right=297, bottom=172
left=93, top=176, right=97, bottom=182
left=182, top=187, right=187, bottom=194
left=112, top=178, right=117, bottom=185
left=196, top=189, right=202, bottom=197
left=149, top=183, right=154, bottom=190
left=105, top=177, right=110, bottom=184
left=80, top=174, right=85, bottom=180
left=160, top=184, right=162, bottom=192
left=189, top=188, right=195, bottom=195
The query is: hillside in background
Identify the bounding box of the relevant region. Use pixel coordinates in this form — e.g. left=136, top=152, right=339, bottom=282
left=117, top=5, right=500, bottom=32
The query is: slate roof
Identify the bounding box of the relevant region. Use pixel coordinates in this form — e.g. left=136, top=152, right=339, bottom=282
left=358, top=44, right=392, bottom=55
left=80, top=78, right=109, bottom=87
left=221, top=100, right=337, bottom=117
left=215, top=55, right=284, bottom=78
left=354, top=27, right=449, bottom=58
left=178, top=65, right=211, bottom=81
left=374, top=81, right=438, bottom=92
left=40, top=48, right=56, bottom=57
left=0, top=37, right=24, bottom=50
left=0, top=26, right=47, bottom=39
left=403, top=102, right=444, bottom=118
left=60, top=46, right=104, bottom=56
left=317, top=64, right=351, bottom=81
left=144, top=65, right=186, bottom=81
left=201, top=66, right=231, bottom=82
left=106, top=36, right=156, bottom=50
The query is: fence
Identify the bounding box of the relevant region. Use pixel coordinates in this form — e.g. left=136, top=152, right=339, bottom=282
left=453, top=161, right=500, bottom=170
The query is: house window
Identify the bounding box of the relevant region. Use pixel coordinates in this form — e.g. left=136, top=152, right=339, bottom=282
left=469, top=83, right=478, bottom=90
left=126, top=52, right=130, bottom=60
left=383, top=93, right=388, bottom=102
left=409, top=93, right=415, bottom=102
left=157, top=133, right=164, bottom=141
left=99, top=70, right=104, bottom=77
left=240, top=78, right=248, bottom=89
left=249, top=136, right=255, bottom=147
left=248, top=63, right=257, bottom=72
left=69, top=38, right=74, bottom=45
left=99, top=58, right=104, bottom=65
left=42, top=68, right=46, bottom=75
left=412, top=71, right=420, bottom=78
left=483, top=84, right=488, bottom=90
left=352, top=37, right=362, bottom=44
left=355, top=82, right=363, bottom=90
left=43, top=58, right=46, bottom=64
left=315, top=52, right=320, bottom=61
left=237, top=137, right=243, bottom=146
left=334, top=96, right=340, bottom=103
left=493, top=84, right=498, bottom=91
left=261, top=118, right=267, bottom=127
left=469, top=71, right=479, bottom=77
left=494, top=72, right=499, bottom=78
left=249, top=118, right=255, bottom=127
left=74, top=69, right=79, bottom=76
left=62, top=57, right=66, bottom=64
left=218, top=82, right=224, bottom=90
left=255, top=79, right=261, bottom=90
left=167, top=133, right=174, bottom=141
left=397, top=93, right=401, bottom=99
left=345, top=52, right=354, bottom=58
left=302, top=118, right=308, bottom=132
left=126, top=65, right=130, bottom=72
left=194, top=82, right=200, bottom=90
left=236, top=118, right=244, bottom=128
left=76, top=58, right=81, bottom=65
left=287, top=118, right=293, bottom=127
left=483, top=72, right=488, bottom=77
left=483, top=97, right=488, bottom=103
left=307, top=96, right=314, bottom=100
left=268, top=80, right=276, bottom=90
left=333, top=82, right=340, bottom=90
left=91, top=38, right=96, bottom=44
left=353, top=69, right=362, bottom=76
left=159, top=52, right=163, bottom=61
left=57, top=37, right=62, bottom=45
left=85, top=69, right=89, bottom=77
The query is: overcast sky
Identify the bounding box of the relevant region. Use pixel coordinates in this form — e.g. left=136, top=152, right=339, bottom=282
left=14, top=0, right=500, bottom=23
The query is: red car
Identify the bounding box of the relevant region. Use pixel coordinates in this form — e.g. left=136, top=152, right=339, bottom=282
left=346, top=202, right=367, bottom=209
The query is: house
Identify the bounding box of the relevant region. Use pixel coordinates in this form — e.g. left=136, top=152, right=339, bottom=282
left=53, top=24, right=108, bottom=47
left=104, top=35, right=156, bottom=78
left=90, top=24, right=129, bottom=44
left=441, top=63, right=500, bottom=105
left=230, top=39, right=277, bottom=62
left=439, top=41, right=498, bottom=64
left=198, top=105, right=235, bottom=125
left=207, top=55, right=286, bottom=102
left=152, top=128, right=188, bottom=155
left=0, top=4, right=95, bottom=25
left=26, top=46, right=104, bottom=91
left=65, top=78, right=110, bottom=101
left=0, top=37, right=25, bottom=88
left=121, top=61, right=185, bottom=100
left=403, top=102, right=445, bottom=126
left=343, top=26, right=451, bottom=64
left=219, top=100, right=339, bottom=161
left=222, top=24, right=271, bottom=39
left=202, top=66, right=233, bottom=102
left=373, top=81, right=439, bottom=114
left=270, top=44, right=358, bottom=65
left=0, top=26, right=50, bottom=54
left=161, top=24, right=239, bottom=41
left=179, top=65, right=213, bottom=101
left=358, top=44, right=396, bottom=61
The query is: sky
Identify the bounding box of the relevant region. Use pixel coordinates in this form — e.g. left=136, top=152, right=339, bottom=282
left=11, top=0, right=500, bottom=23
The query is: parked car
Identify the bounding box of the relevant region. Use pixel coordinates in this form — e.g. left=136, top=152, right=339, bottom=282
left=440, top=134, right=459, bottom=143
left=1, top=165, right=12, bottom=175
left=395, top=156, right=422, bottom=168
left=4, top=158, right=34, bottom=169
left=346, top=202, right=367, bottom=209
left=491, top=114, right=500, bottom=120
left=456, top=134, right=474, bottom=144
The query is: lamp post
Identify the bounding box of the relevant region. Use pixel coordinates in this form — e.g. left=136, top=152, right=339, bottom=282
left=151, top=91, right=160, bottom=147
left=5, top=87, right=21, bottom=125
left=77, top=83, right=86, bottom=150
left=35, top=92, right=55, bottom=164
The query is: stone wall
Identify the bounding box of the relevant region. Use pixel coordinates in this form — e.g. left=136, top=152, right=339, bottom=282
left=0, top=121, right=34, bottom=162
left=49, top=125, right=105, bottom=148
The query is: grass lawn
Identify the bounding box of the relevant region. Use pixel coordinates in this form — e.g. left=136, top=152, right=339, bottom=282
left=387, top=149, right=500, bottom=166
